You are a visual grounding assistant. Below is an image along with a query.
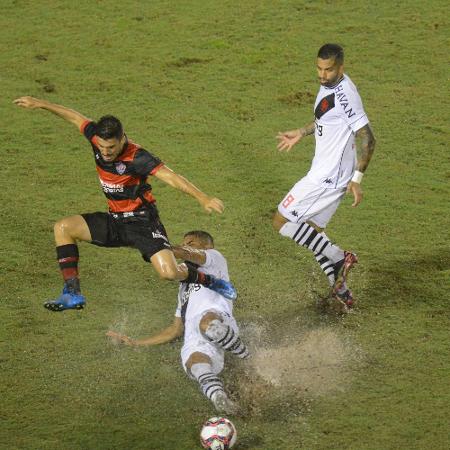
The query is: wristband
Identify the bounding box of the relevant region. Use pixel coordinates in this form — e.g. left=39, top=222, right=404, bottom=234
left=351, top=170, right=364, bottom=184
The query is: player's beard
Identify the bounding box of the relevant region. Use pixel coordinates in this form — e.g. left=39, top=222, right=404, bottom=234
left=319, top=74, right=343, bottom=88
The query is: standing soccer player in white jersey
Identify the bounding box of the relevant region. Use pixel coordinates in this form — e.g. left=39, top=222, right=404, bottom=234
left=107, top=231, right=249, bottom=414
left=274, top=43, right=376, bottom=310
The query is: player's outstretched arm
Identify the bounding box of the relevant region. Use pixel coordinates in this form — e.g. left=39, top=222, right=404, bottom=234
left=276, top=121, right=315, bottom=152
left=13, top=96, right=89, bottom=129
left=347, top=123, right=376, bottom=207
left=172, top=245, right=207, bottom=266
left=106, top=318, right=184, bottom=347
left=153, top=166, right=224, bottom=214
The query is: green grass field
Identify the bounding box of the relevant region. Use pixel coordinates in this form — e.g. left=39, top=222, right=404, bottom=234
left=1, top=0, right=449, bottom=449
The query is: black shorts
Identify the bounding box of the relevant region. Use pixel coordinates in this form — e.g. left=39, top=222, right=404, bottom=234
left=82, top=207, right=171, bottom=262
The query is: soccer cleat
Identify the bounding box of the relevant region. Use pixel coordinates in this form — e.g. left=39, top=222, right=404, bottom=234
left=211, top=391, right=240, bottom=415
left=333, top=251, right=358, bottom=287
left=44, top=292, right=86, bottom=312
left=332, top=286, right=355, bottom=309
left=207, top=276, right=237, bottom=301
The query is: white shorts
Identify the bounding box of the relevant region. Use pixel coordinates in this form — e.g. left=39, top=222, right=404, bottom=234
left=181, top=309, right=239, bottom=378
left=278, top=176, right=346, bottom=228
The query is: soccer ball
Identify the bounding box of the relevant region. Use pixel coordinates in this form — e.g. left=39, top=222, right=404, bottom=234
left=200, top=417, right=237, bottom=450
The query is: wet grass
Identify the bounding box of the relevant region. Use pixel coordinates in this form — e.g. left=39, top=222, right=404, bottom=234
left=1, top=0, right=449, bottom=449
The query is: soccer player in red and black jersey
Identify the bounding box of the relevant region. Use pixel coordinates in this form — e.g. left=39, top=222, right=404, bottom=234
left=14, top=96, right=237, bottom=311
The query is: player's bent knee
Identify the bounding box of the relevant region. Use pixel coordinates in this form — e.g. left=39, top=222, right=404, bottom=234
left=54, top=217, right=75, bottom=238
left=186, top=352, right=212, bottom=370
left=151, top=250, right=181, bottom=281
left=272, top=212, right=287, bottom=232
left=54, top=215, right=91, bottom=242
left=199, top=312, right=221, bottom=333
left=156, top=265, right=179, bottom=281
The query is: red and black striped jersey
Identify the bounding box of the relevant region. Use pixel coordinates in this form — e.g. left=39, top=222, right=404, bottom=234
left=81, top=120, right=164, bottom=213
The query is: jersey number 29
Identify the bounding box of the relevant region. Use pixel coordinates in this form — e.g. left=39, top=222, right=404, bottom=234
left=315, top=122, right=323, bottom=136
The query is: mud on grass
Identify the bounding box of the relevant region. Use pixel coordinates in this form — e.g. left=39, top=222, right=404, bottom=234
left=226, top=319, right=363, bottom=420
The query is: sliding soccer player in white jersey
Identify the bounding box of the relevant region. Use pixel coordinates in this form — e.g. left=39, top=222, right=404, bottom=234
left=107, top=231, right=248, bottom=414
left=275, top=43, right=376, bottom=310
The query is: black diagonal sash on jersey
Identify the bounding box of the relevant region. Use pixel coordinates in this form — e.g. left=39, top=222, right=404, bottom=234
left=179, top=283, right=196, bottom=325
left=180, top=261, right=201, bottom=325
left=315, top=93, right=335, bottom=119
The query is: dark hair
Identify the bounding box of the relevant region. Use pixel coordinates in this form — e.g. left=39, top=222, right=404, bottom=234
left=95, top=115, right=124, bottom=140
left=184, top=230, right=214, bottom=247
left=317, top=43, right=344, bottom=64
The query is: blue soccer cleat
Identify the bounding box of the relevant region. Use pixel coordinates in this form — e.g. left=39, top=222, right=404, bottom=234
left=208, top=276, right=237, bottom=301
left=44, top=292, right=86, bottom=312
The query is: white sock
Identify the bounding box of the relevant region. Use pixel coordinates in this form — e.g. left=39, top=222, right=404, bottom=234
left=314, top=252, right=336, bottom=286
left=190, top=362, right=225, bottom=401
left=280, top=222, right=345, bottom=263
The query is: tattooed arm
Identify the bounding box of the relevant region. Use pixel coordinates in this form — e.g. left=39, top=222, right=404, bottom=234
left=276, top=121, right=316, bottom=152
left=300, top=121, right=316, bottom=137
left=355, top=123, right=376, bottom=172
left=347, top=124, right=376, bottom=207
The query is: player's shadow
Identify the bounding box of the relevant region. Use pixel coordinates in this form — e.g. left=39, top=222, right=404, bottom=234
left=303, top=247, right=450, bottom=316
left=358, top=247, right=450, bottom=309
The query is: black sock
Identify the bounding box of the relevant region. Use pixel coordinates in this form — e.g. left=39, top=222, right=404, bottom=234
left=56, top=244, right=80, bottom=291
left=184, top=263, right=213, bottom=286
